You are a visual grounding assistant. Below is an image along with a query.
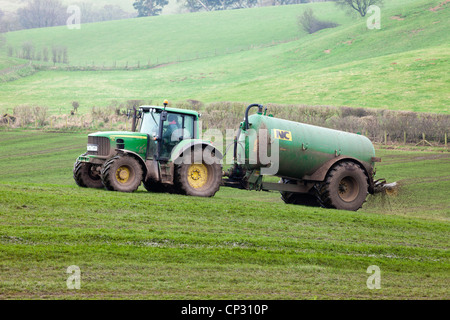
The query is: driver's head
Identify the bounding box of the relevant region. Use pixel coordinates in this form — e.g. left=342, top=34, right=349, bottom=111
left=168, top=114, right=178, bottom=124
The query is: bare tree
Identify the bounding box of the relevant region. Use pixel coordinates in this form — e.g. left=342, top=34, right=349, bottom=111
left=0, top=9, right=21, bottom=32
left=335, top=0, right=383, bottom=17
left=43, top=47, right=49, bottom=62
left=298, top=8, right=339, bottom=34
left=17, top=0, right=66, bottom=29
left=22, top=41, right=35, bottom=60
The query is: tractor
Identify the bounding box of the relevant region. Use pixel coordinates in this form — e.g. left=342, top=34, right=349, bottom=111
left=74, top=100, right=222, bottom=197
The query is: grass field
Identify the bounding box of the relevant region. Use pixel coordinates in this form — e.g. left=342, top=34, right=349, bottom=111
left=1, top=0, right=449, bottom=113
left=0, top=0, right=448, bottom=301
left=0, top=130, right=448, bottom=299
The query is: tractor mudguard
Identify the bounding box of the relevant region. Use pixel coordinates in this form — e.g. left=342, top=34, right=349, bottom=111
left=169, top=139, right=223, bottom=165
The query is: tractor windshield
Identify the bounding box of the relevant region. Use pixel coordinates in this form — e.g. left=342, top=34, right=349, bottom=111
left=139, top=110, right=160, bottom=137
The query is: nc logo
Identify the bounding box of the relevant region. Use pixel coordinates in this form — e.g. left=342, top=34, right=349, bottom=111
left=367, top=5, right=381, bottom=30
left=273, top=129, right=292, bottom=141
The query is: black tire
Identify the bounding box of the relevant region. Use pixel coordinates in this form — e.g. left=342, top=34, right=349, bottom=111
left=73, top=159, right=103, bottom=189
left=101, top=155, right=143, bottom=192
left=175, top=148, right=222, bottom=197
left=316, top=161, right=368, bottom=211
left=279, top=178, right=320, bottom=207
left=143, top=178, right=169, bottom=193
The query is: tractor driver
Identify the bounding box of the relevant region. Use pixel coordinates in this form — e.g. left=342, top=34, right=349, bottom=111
left=164, top=114, right=181, bottom=142
left=162, top=114, right=182, bottom=157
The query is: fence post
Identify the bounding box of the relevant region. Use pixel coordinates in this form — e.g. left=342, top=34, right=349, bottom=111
left=445, top=132, right=448, bottom=147
left=403, top=131, right=406, bottom=145
left=384, top=130, right=387, bottom=145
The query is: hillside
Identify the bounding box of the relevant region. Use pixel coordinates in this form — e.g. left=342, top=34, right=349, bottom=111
left=0, top=0, right=449, bottom=113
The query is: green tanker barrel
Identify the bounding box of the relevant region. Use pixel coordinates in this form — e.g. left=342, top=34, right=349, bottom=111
left=237, top=113, right=376, bottom=180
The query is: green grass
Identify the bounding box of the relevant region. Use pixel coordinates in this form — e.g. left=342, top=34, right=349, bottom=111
left=0, top=130, right=448, bottom=299
left=0, top=56, right=26, bottom=70
left=1, top=0, right=449, bottom=113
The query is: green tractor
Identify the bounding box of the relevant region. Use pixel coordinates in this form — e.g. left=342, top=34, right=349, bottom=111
left=73, top=101, right=223, bottom=196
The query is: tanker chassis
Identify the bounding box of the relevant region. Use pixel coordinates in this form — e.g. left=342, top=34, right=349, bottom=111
left=74, top=102, right=386, bottom=211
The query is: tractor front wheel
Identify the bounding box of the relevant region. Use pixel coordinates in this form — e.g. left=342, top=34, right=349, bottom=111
left=73, top=159, right=103, bottom=189
left=101, top=155, right=143, bottom=192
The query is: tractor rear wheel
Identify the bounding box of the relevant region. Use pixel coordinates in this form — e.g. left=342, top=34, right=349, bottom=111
left=101, top=155, right=143, bottom=192
left=73, top=159, right=103, bottom=189
left=316, top=161, right=368, bottom=211
left=279, top=178, right=319, bottom=207
left=175, top=149, right=222, bottom=197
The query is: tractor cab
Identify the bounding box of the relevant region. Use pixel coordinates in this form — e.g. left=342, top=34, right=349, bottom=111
left=134, top=103, right=199, bottom=160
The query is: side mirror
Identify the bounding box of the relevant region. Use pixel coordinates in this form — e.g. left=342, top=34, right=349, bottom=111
left=161, top=111, right=168, bottom=122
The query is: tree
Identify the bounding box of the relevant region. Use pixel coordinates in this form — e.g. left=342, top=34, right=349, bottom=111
left=335, top=0, right=383, bottom=17
left=298, top=8, right=339, bottom=34
left=0, top=9, right=22, bottom=32
left=43, top=47, right=49, bottom=62
left=22, top=41, right=35, bottom=60
left=17, top=0, right=66, bottom=29
left=133, top=0, right=169, bottom=17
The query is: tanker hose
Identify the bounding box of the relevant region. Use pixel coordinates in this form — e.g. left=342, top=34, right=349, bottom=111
left=233, top=128, right=241, bottom=161
left=244, top=103, right=264, bottom=130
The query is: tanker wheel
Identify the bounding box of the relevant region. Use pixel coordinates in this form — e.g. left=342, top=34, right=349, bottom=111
left=73, top=160, right=103, bottom=189
left=279, top=178, right=319, bottom=207
left=175, top=150, right=222, bottom=197
left=316, top=161, right=368, bottom=211
left=101, top=155, right=143, bottom=192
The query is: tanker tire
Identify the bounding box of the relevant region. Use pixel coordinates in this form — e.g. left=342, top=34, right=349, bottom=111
left=279, top=178, right=320, bottom=207
left=101, top=155, right=143, bottom=193
left=316, top=161, right=368, bottom=211
left=175, top=149, right=222, bottom=197
left=73, top=158, right=103, bottom=189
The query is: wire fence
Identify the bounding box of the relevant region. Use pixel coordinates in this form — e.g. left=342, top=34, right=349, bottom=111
left=3, top=36, right=300, bottom=73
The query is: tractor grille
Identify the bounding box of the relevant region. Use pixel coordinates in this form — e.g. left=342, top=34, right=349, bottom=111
left=87, top=136, right=110, bottom=156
